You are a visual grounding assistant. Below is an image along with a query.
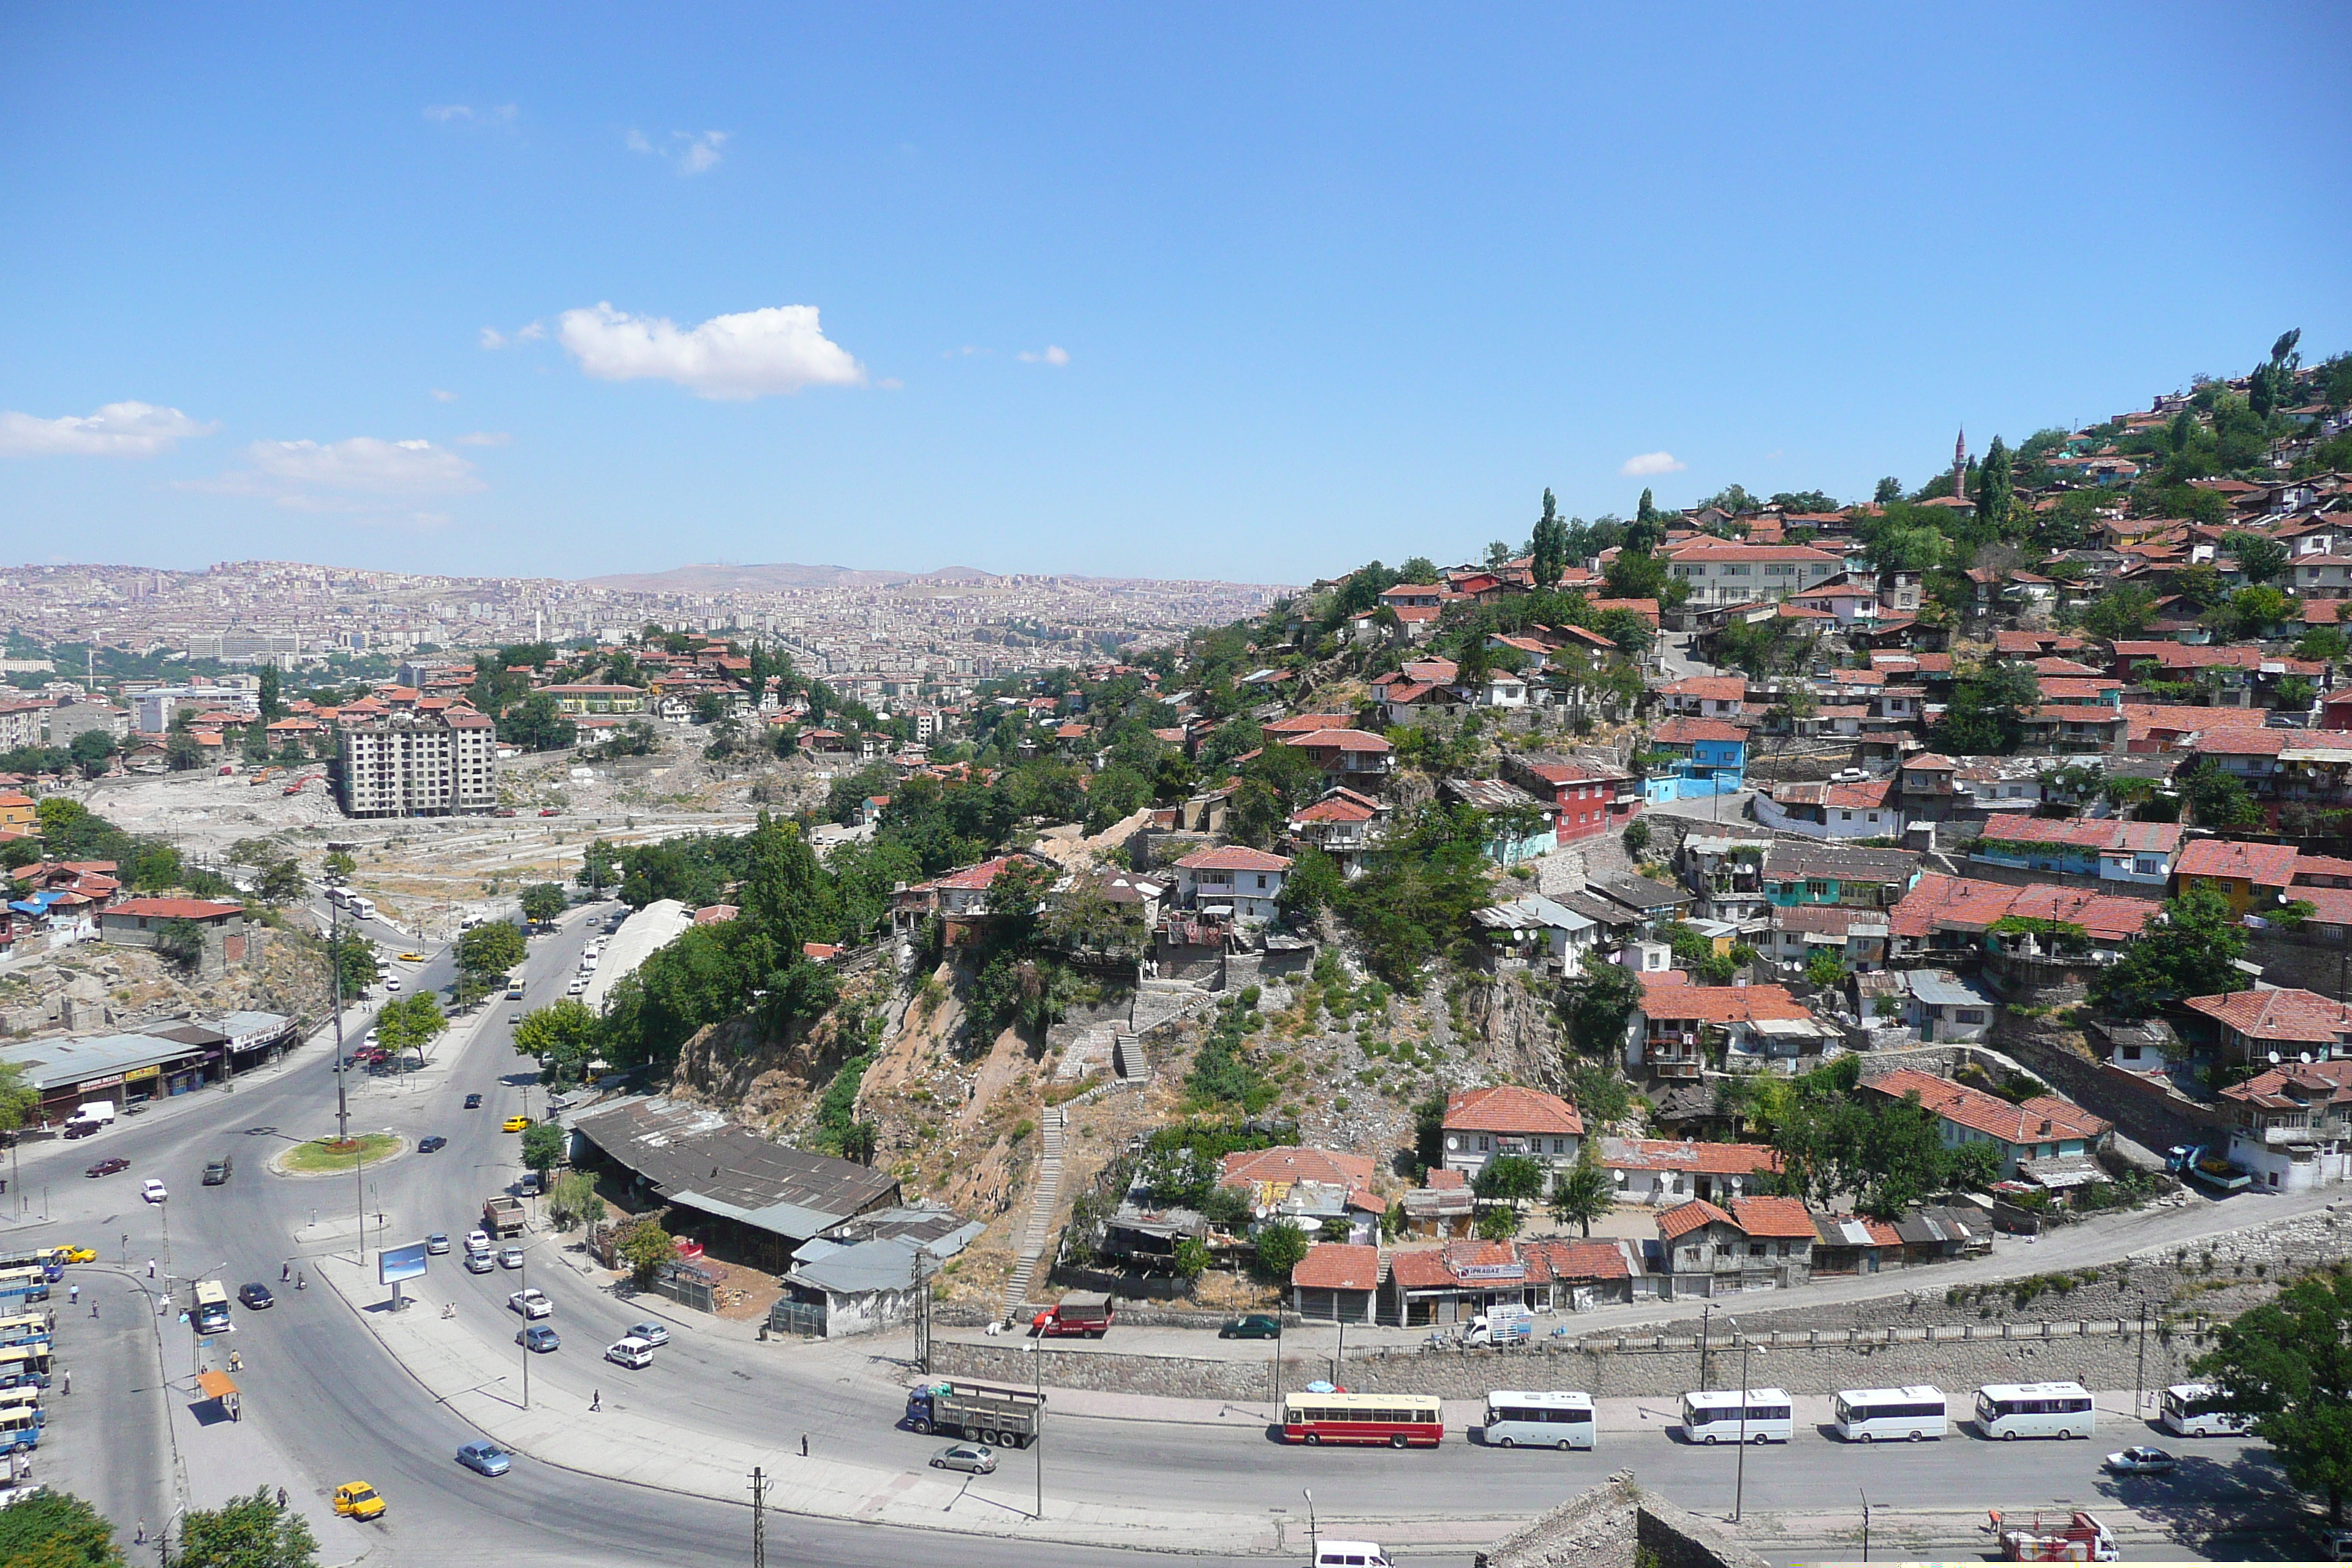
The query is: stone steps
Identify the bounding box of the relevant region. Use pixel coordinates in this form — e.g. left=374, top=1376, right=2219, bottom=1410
left=1112, top=1030, right=1150, bottom=1083
left=1000, top=1105, right=1068, bottom=1319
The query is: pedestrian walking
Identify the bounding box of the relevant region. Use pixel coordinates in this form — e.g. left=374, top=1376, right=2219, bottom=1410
left=800, top=1433, right=808, bottom=1458
left=276, top=1488, right=287, bottom=1510
left=59, top=1368, right=68, bottom=1395
left=90, top=1303, right=99, bottom=1319
left=135, top=1520, right=146, bottom=1545
left=146, top=1259, right=155, bottom=1279
left=67, top=1284, right=77, bottom=1306
left=590, top=1389, right=600, bottom=1411
left=282, top=1262, right=290, bottom=1282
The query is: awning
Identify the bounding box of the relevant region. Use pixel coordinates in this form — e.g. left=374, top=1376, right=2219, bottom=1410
left=196, top=1370, right=240, bottom=1400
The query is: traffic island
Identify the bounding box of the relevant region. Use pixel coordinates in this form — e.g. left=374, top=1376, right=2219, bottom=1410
left=274, top=1134, right=404, bottom=1177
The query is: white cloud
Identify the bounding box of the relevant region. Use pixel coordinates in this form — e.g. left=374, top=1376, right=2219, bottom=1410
left=1619, top=451, right=1686, bottom=477
left=479, top=326, right=506, bottom=350
left=424, top=104, right=518, bottom=128
left=626, top=128, right=729, bottom=175
left=557, top=301, right=866, bottom=399
left=430, top=388, right=457, bottom=403
left=516, top=321, right=544, bottom=342
left=480, top=322, right=542, bottom=350
left=186, top=437, right=485, bottom=507
left=1017, top=345, right=1071, bottom=367
left=0, top=401, right=216, bottom=457
left=455, top=431, right=511, bottom=447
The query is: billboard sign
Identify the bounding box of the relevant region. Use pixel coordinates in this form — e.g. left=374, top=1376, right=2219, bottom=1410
left=378, top=1242, right=429, bottom=1285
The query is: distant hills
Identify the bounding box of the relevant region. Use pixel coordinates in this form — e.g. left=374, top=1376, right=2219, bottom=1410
left=576, top=563, right=1004, bottom=592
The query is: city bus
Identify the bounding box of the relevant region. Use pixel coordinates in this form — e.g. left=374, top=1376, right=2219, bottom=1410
left=192, top=1280, right=232, bottom=1335
left=0, top=1401, right=39, bottom=1452
left=1281, top=1392, right=1445, bottom=1448
left=1482, top=1390, right=1596, bottom=1450
left=0, top=1313, right=50, bottom=1349
left=2159, top=1383, right=2253, bottom=1439
left=0, top=1249, right=63, bottom=1284
left=0, top=1268, right=50, bottom=1305
left=347, top=896, right=378, bottom=923
left=0, top=1343, right=50, bottom=1390
left=1972, top=1382, right=2096, bottom=1441
left=1680, top=1388, right=1793, bottom=1445
left=1832, top=1386, right=1948, bottom=1443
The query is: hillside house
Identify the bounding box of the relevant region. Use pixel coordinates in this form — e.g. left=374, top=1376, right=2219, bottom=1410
left=2182, top=986, right=2352, bottom=1070
left=2217, top=1059, right=2351, bottom=1193
left=1655, top=1195, right=1815, bottom=1291
left=1970, top=818, right=2185, bottom=886
left=1439, top=1085, right=1584, bottom=1180
left=1862, top=1066, right=2111, bottom=1181
left=1628, top=973, right=1828, bottom=1079
left=1597, top=1137, right=1779, bottom=1207
left=1505, top=753, right=1641, bottom=845
left=1172, top=846, right=1292, bottom=927
left=1761, top=842, right=1921, bottom=910
left=2171, top=837, right=2300, bottom=915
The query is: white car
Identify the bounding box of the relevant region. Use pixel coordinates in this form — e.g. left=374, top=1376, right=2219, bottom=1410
left=508, top=1288, right=553, bottom=1319
left=2103, top=1447, right=2177, bottom=1476
left=466, top=1229, right=491, bottom=1252
left=605, top=1336, right=656, bottom=1370
left=141, top=1178, right=168, bottom=1203
left=464, top=1250, right=495, bottom=1273
left=625, top=1321, right=669, bottom=1347
left=385, top=978, right=402, bottom=992
left=497, top=1246, right=524, bottom=1270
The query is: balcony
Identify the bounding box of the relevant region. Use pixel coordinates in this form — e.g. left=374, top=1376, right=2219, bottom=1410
left=1644, top=1038, right=1706, bottom=1079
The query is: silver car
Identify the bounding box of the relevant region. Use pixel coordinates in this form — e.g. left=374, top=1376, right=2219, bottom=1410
left=497, top=1245, right=524, bottom=1270
left=930, top=1443, right=995, bottom=1475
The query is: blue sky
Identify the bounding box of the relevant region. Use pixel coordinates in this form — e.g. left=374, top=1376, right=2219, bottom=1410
left=2, top=4, right=2347, bottom=584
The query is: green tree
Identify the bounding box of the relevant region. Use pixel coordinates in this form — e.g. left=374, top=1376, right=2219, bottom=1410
left=0, top=1060, right=38, bottom=1136
left=840, top=1120, right=879, bottom=1166
left=165, top=729, right=206, bottom=771
left=2082, top=584, right=2159, bottom=641
left=67, top=728, right=117, bottom=777
left=1564, top=955, right=1641, bottom=1060
left=0, top=1488, right=126, bottom=1568
left=617, top=1219, right=676, bottom=1284
left=1530, top=489, right=1570, bottom=589
left=152, top=916, right=207, bottom=971
left=175, top=1486, right=318, bottom=1568
left=2089, top=889, right=2245, bottom=1017
left=1083, top=764, right=1153, bottom=834
left=1475, top=1205, right=1522, bottom=1241
left=456, top=920, right=527, bottom=993
left=500, top=692, right=577, bottom=752
left=375, top=993, right=448, bottom=1064
left=1873, top=476, right=1904, bottom=505
left=1275, top=847, right=1344, bottom=921
left=1549, top=1153, right=1614, bottom=1237
left=257, top=665, right=283, bottom=721
left=513, top=998, right=600, bottom=1086
left=548, top=1169, right=606, bottom=1230
left=256, top=858, right=307, bottom=905
left=519, top=883, right=568, bottom=925
left=1473, top=1153, right=1547, bottom=1205
left=1621, top=819, right=1651, bottom=858
left=323, top=930, right=377, bottom=999
left=520, top=1120, right=567, bottom=1177
left=2247, top=328, right=2303, bottom=420
left=323, top=850, right=356, bottom=881
left=577, top=838, right=620, bottom=893
left=1252, top=1218, right=1310, bottom=1281
left=1931, top=660, right=2040, bottom=755
left=2179, top=758, right=2265, bottom=829
left=1803, top=948, right=1845, bottom=990
left=2228, top=532, right=2290, bottom=586
left=2190, top=1264, right=2351, bottom=1520
left=1975, top=435, right=2015, bottom=535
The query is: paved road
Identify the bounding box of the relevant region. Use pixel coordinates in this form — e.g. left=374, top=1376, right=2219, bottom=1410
left=7, top=897, right=2316, bottom=1564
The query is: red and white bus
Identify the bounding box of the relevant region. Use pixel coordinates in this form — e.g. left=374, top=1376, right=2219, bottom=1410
left=1282, top=1392, right=1444, bottom=1448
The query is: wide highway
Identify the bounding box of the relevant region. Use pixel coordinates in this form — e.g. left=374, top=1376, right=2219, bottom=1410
left=9, top=899, right=2302, bottom=1565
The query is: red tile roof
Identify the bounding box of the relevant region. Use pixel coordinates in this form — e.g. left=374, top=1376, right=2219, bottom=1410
left=1865, top=1066, right=2109, bottom=1145
left=1262, top=713, right=1357, bottom=734
left=2174, top=837, right=2300, bottom=887
left=2182, top=987, right=2352, bottom=1046
left=1636, top=976, right=1812, bottom=1025
left=1887, top=872, right=2157, bottom=944
left=1729, top=1195, right=1817, bottom=1239
left=1445, top=1084, right=1583, bottom=1137
left=1221, top=1146, right=1377, bottom=1190
left=1283, top=728, right=1393, bottom=755
left=1600, top=1139, right=1780, bottom=1177
left=1658, top=1199, right=1736, bottom=1240
left=1649, top=716, right=1747, bottom=745
left=1660, top=676, right=1746, bottom=701
left=1176, top=845, right=1294, bottom=872
left=1975, top=817, right=2184, bottom=855
left=1517, top=1240, right=1631, bottom=1282
left=1291, top=1243, right=1380, bottom=1292
left=104, top=897, right=241, bottom=920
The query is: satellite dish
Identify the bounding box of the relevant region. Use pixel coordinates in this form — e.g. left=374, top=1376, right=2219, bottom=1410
left=2269, top=1051, right=2280, bottom=1065
left=2300, top=1052, right=2313, bottom=1064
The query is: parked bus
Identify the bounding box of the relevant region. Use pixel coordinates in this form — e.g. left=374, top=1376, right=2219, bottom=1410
left=0, top=1314, right=50, bottom=1349
left=325, top=887, right=350, bottom=907
left=192, top=1280, right=232, bottom=1335
left=0, top=1343, right=50, bottom=1390
left=1281, top=1392, right=1444, bottom=1448
left=0, top=1389, right=41, bottom=1421
left=347, top=896, right=377, bottom=923
left=1482, top=1390, right=1596, bottom=1450
left=0, top=1250, right=62, bottom=1284
left=1680, top=1388, right=1793, bottom=1445
left=0, top=1269, right=50, bottom=1306
left=1973, top=1382, right=2096, bottom=1441
left=1833, top=1385, right=1948, bottom=1443
left=2158, top=1383, right=2253, bottom=1439
left=0, top=1401, right=39, bottom=1453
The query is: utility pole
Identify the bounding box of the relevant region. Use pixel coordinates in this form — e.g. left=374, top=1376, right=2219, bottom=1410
left=1859, top=1487, right=1872, bottom=1562
left=331, top=895, right=350, bottom=1143
left=2133, top=1296, right=2149, bottom=1417
left=749, top=1466, right=765, bottom=1568
left=911, top=1251, right=932, bottom=1375
left=1033, top=1337, right=1044, bottom=1523
left=1698, top=1303, right=1712, bottom=1390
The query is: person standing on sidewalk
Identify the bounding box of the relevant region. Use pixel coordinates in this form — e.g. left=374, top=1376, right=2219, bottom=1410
left=590, top=1390, right=600, bottom=1411
left=800, top=1434, right=808, bottom=1458
left=146, top=1259, right=155, bottom=1279
left=59, top=1368, right=68, bottom=1395
left=67, top=1284, right=76, bottom=1307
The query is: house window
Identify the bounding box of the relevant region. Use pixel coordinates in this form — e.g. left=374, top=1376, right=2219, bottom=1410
left=1806, top=881, right=1830, bottom=898
left=1748, top=1243, right=1767, bottom=1257
left=1478, top=1136, right=1490, bottom=1152
left=1956, top=1009, right=1986, bottom=1024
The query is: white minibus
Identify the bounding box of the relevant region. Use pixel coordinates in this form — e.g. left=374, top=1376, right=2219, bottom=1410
left=1482, top=1390, right=1597, bottom=1450
left=2158, top=1383, right=2252, bottom=1438
left=347, top=896, right=377, bottom=922
left=1833, top=1385, right=1947, bottom=1443
left=1973, top=1382, right=2095, bottom=1441
left=1680, top=1387, right=1793, bottom=1445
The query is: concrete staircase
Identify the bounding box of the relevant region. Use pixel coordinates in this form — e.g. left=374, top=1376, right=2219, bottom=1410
left=1000, top=1106, right=1068, bottom=1320
left=1112, top=1030, right=1151, bottom=1085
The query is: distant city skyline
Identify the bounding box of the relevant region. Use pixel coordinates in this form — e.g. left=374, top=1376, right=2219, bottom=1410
left=2, top=5, right=2347, bottom=581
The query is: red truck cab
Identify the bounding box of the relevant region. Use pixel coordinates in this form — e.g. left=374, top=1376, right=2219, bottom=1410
left=1030, top=1291, right=1114, bottom=1338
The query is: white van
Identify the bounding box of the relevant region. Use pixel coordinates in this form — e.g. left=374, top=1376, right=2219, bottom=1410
left=1681, top=1388, right=1793, bottom=1444
left=1482, top=1390, right=1596, bottom=1450
left=1313, top=1544, right=1390, bottom=1568
left=65, top=1102, right=117, bottom=1131
left=1974, top=1382, right=2095, bottom=1441
left=2159, top=1383, right=2252, bottom=1438
left=1833, top=1386, right=1947, bottom=1443
left=605, top=1336, right=656, bottom=1370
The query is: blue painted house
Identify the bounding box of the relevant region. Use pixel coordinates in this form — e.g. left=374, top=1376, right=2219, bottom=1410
left=1761, top=840, right=1924, bottom=910
left=1643, top=716, right=1747, bottom=804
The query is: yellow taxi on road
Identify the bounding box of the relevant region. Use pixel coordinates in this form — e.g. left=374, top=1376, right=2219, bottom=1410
left=501, top=1115, right=532, bottom=1133
left=55, top=1245, right=98, bottom=1264
left=396, top=952, right=426, bottom=963
left=333, top=1482, right=386, bottom=1520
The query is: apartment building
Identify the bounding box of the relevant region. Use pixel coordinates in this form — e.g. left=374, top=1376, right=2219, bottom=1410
left=335, top=709, right=500, bottom=818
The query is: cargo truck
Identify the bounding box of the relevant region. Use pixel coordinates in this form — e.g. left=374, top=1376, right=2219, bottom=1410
left=483, top=1195, right=527, bottom=1239
left=1463, top=1308, right=1534, bottom=1347
left=1998, top=1510, right=2117, bottom=1562
left=1030, top=1290, right=1114, bottom=1338
left=905, top=1381, right=1046, bottom=1448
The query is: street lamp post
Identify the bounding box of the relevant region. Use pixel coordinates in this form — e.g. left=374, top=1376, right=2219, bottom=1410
left=1859, top=1487, right=1872, bottom=1562
left=1303, top=1488, right=1316, bottom=1563
left=1033, top=1334, right=1044, bottom=1523
left=330, top=895, right=350, bottom=1143
left=1697, top=1303, right=1712, bottom=1390
left=1731, top=1322, right=1765, bottom=1526
left=519, top=1245, right=529, bottom=1410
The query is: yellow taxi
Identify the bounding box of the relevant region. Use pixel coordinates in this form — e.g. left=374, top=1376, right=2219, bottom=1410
left=55, top=1245, right=98, bottom=1265
left=332, top=1482, right=386, bottom=1520
left=396, top=952, right=426, bottom=963
left=501, top=1115, right=532, bottom=1133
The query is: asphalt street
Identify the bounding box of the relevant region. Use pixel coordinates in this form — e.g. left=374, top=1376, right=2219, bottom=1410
left=1, top=894, right=2315, bottom=1565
